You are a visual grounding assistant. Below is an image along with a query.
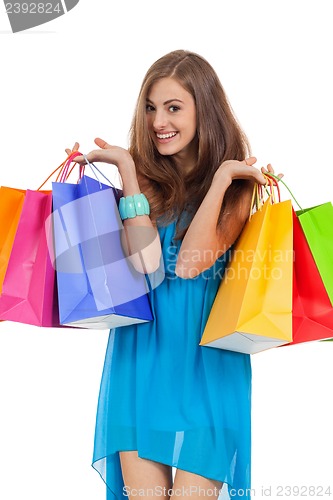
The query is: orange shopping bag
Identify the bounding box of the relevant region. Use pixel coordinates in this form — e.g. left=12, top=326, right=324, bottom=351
left=0, top=186, right=26, bottom=294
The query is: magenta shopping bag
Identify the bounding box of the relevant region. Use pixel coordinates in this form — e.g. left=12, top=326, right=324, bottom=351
left=0, top=188, right=60, bottom=327
left=0, top=153, right=88, bottom=327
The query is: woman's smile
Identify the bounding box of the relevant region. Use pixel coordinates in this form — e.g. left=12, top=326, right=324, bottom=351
left=155, top=131, right=178, bottom=143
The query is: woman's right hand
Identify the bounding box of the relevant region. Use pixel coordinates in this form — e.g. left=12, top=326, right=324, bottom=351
left=65, top=142, right=80, bottom=157
left=67, top=138, right=135, bottom=175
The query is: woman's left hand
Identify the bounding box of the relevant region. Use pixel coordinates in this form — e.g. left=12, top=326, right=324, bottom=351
left=261, top=163, right=284, bottom=181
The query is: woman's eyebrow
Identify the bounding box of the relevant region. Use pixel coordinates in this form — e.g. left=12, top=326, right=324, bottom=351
left=163, top=99, right=183, bottom=105
left=146, top=98, right=184, bottom=105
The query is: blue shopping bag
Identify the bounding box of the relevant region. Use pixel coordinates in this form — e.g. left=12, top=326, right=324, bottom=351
left=51, top=173, right=153, bottom=329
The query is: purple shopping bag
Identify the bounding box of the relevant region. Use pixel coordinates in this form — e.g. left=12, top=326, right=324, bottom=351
left=51, top=169, right=154, bottom=329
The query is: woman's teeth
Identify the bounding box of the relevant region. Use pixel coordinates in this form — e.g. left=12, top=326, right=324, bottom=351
left=156, top=132, right=177, bottom=139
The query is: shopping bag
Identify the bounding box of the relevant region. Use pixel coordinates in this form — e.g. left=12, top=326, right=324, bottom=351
left=0, top=189, right=60, bottom=326
left=297, top=202, right=333, bottom=306
left=0, top=154, right=76, bottom=327
left=0, top=186, right=26, bottom=294
left=264, top=172, right=333, bottom=344
left=284, top=210, right=333, bottom=345
left=200, top=189, right=293, bottom=354
left=51, top=163, right=153, bottom=329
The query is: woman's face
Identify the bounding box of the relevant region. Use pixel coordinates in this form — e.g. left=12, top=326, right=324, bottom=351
left=146, top=77, right=197, bottom=169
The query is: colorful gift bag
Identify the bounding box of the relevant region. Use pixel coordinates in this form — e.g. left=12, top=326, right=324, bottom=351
left=285, top=210, right=333, bottom=345
left=264, top=172, right=333, bottom=343
left=200, top=184, right=293, bottom=354
left=0, top=186, right=26, bottom=294
left=0, top=189, right=60, bottom=327
left=51, top=162, right=153, bottom=329
left=297, top=202, right=333, bottom=306
left=0, top=154, right=78, bottom=327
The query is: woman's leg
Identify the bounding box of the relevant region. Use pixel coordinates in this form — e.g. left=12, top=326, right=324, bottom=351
left=172, top=469, right=223, bottom=499
left=119, top=451, right=173, bottom=500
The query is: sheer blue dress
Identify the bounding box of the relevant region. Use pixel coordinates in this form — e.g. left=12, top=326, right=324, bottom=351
left=92, top=217, right=252, bottom=500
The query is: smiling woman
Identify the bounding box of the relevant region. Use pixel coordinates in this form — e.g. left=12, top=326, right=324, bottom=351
left=145, top=78, right=197, bottom=172
left=68, top=49, right=273, bottom=500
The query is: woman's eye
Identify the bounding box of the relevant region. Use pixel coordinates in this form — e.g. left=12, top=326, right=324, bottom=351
left=169, top=105, right=180, bottom=112
left=146, top=104, right=155, bottom=112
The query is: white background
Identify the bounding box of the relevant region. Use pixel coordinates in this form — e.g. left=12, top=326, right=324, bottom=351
left=1, top=1, right=333, bottom=499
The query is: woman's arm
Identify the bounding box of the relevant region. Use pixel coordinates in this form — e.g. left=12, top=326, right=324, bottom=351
left=118, top=159, right=162, bottom=274
left=175, top=157, right=268, bottom=279
left=67, top=139, right=162, bottom=275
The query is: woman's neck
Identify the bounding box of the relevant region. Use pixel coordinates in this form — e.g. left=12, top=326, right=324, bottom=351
left=173, top=140, right=198, bottom=175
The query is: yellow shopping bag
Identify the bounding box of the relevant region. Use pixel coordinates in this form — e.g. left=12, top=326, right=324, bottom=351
left=200, top=187, right=293, bottom=354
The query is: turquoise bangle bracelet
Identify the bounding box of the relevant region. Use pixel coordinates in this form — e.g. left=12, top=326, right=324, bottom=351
left=119, top=193, right=150, bottom=220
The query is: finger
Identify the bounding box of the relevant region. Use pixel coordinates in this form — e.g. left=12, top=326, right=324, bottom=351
left=246, top=166, right=267, bottom=185
left=69, top=154, right=85, bottom=164
left=261, top=166, right=275, bottom=177
left=256, top=172, right=268, bottom=185
left=244, top=156, right=257, bottom=166
left=65, top=142, right=80, bottom=156
left=261, top=164, right=284, bottom=180
left=73, top=149, right=106, bottom=165
left=95, top=137, right=113, bottom=149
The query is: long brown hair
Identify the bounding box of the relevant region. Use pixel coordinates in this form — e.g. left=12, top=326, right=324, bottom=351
left=129, top=50, right=251, bottom=236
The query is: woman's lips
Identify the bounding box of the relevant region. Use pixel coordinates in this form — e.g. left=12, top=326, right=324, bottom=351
left=155, top=132, right=178, bottom=143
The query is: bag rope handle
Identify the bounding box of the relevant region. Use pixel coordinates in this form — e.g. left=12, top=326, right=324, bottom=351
left=263, top=173, right=281, bottom=203
left=38, top=150, right=116, bottom=192
left=81, top=154, right=116, bottom=188
left=37, top=159, right=67, bottom=191
left=36, top=151, right=82, bottom=190
left=58, top=151, right=83, bottom=183
left=264, top=172, right=303, bottom=211
left=249, top=172, right=281, bottom=219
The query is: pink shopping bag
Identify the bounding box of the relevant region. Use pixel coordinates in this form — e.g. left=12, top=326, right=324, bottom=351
left=0, top=189, right=60, bottom=327
left=0, top=154, right=78, bottom=327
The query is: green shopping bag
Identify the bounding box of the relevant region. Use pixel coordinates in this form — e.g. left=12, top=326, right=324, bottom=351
left=297, top=202, right=333, bottom=306
left=266, top=173, right=333, bottom=308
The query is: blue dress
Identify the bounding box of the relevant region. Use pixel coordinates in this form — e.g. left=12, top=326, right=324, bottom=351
left=92, top=219, right=252, bottom=500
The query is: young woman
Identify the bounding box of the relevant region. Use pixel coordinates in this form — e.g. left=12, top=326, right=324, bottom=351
left=68, top=50, right=277, bottom=500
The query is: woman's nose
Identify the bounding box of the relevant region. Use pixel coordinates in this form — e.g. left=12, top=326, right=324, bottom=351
left=153, top=109, right=168, bottom=130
